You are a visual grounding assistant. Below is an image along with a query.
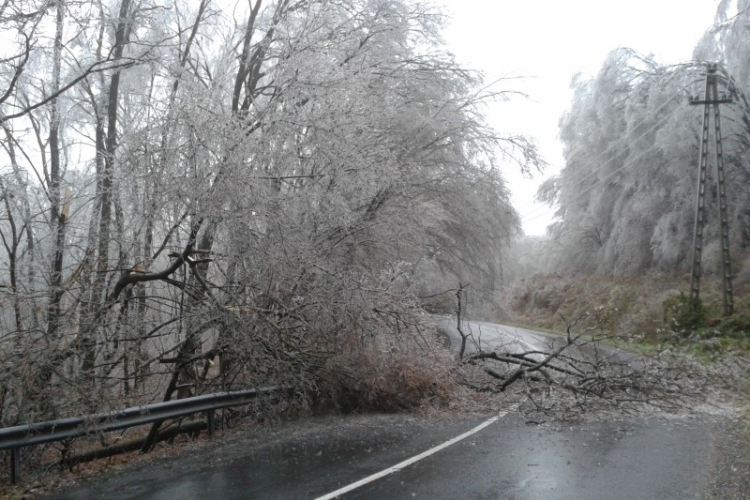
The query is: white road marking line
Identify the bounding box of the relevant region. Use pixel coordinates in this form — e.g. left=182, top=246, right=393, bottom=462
left=499, top=327, right=543, bottom=352
left=468, top=323, right=539, bottom=353
left=313, top=411, right=510, bottom=500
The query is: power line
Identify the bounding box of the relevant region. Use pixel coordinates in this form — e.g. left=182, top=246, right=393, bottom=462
left=520, top=96, right=685, bottom=226
left=513, top=91, right=684, bottom=219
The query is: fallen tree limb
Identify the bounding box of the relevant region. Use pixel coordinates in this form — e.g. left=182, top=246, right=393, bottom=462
left=459, top=312, right=744, bottom=417
left=467, top=351, right=584, bottom=378
left=497, top=331, right=583, bottom=391
left=61, top=420, right=206, bottom=468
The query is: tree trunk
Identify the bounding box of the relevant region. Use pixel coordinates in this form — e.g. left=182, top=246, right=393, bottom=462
left=83, top=0, right=133, bottom=378
left=46, top=0, right=66, bottom=339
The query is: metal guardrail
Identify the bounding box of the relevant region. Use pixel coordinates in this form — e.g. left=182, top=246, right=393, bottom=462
left=0, top=386, right=284, bottom=485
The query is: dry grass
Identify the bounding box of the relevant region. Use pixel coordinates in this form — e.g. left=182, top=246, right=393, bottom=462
left=505, top=272, right=750, bottom=347
left=316, top=327, right=459, bottom=413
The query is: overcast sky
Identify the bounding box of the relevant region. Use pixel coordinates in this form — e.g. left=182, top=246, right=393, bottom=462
left=436, top=0, right=720, bottom=235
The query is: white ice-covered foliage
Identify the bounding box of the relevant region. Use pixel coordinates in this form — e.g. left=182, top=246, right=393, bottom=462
left=541, top=41, right=750, bottom=275
left=0, top=0, right=537, bottom=422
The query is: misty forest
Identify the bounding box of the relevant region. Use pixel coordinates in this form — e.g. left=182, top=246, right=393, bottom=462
left=0, top=0, right=748, bottom=465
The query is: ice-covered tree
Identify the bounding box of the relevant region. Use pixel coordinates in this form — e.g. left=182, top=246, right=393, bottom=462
left=0, top=0, right=538, bottom=423
left=540, top=43, right=750, bottom=275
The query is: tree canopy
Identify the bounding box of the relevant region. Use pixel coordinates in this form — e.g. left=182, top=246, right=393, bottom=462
left=538, top=6, right=750, bottom=274
left=0, top=0, right=536, bottom=423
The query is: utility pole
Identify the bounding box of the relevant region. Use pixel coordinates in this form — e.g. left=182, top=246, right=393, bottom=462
left=688, top=63, right=734, bottom=317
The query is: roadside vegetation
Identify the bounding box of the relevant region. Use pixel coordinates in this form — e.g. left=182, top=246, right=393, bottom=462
left=505, top=271, right=750, bottom=359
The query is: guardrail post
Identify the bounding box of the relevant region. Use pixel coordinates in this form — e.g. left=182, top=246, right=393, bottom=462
left=10, top=448, right=19, bottom=485
left=206, top=410, right=215, bottom=438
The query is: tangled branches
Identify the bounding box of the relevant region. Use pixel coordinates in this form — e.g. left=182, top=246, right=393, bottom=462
left=448, top=314, right=740, bottom=419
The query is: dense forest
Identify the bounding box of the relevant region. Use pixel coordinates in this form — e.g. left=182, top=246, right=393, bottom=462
left=0, top=0, right=541, bottom=425
left=534, top=0, right=750, bottom=277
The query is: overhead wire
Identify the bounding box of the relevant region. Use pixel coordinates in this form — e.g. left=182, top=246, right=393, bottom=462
left=522, top=100, right=686, bottom=225
left=518, top=91, right=682, bottom=215
left=516, top=63, right=715, bottom=227
left=518, top=91, right=691, bottom=228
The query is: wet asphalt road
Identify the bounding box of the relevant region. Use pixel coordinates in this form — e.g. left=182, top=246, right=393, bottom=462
left=41, top=411, right=737, bottom=500
left=439, top=318, right=556, bottom=356
left=341, top=414, right=714, bottom=500
left=40, top=321, right=747, bottom=500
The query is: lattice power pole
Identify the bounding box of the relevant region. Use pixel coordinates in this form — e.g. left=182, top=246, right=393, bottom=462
left=688, top=63, right=734, bottom=317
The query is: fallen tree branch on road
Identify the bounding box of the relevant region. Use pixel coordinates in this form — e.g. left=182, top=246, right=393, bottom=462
left=456, top=313, right=725, bottom=417
left=467, top=351, right=584, bottom=378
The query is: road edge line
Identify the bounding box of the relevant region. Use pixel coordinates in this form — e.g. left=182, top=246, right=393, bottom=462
left=313, top=410, right=511, bottom=500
